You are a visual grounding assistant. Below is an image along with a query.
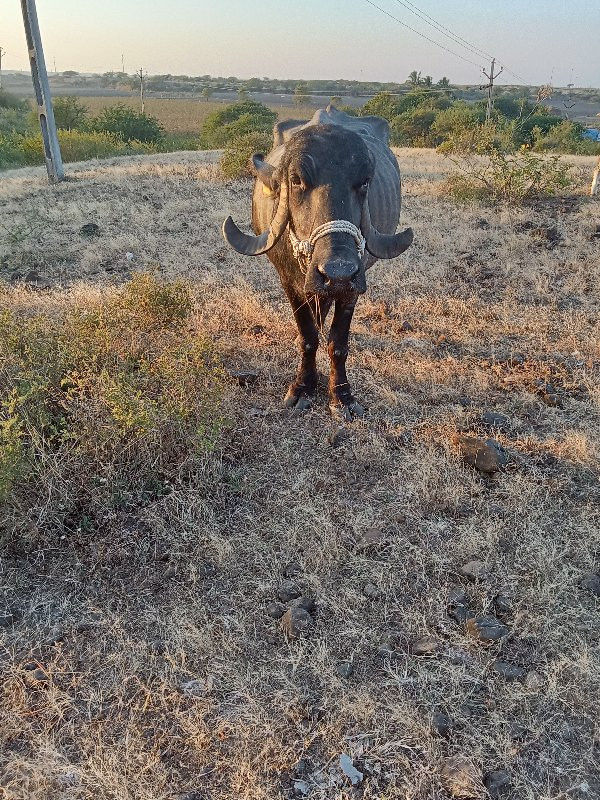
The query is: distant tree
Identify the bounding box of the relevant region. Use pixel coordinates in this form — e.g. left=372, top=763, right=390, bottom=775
left=294, top=83, right=310, bottom=106
left=0, top=89, right=28, bottom=111
left=201, top=87, right=214, bottom=102
left=330, top=95, right=343, bottom=107
left=422, top=75, right=433, bottom=88
left=90, top=105, right=164, bottom=143
left=61, top=70, right=79, bottom=77
left=200, top=100, right=276, bottom=148
left=52, top=96, right=88, bottom=130
left=408, top=70, right=421, bottom=86
left=437, top=77, right=450, bottom=88
left=360, top=92, right=402, bottom=121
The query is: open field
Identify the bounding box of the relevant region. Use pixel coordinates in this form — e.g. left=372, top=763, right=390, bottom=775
left=30, top=96, right=315, bottom=136
left=0, top=149, right=599, bottom=800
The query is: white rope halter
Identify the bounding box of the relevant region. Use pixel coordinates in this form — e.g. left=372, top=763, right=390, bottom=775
left=288, top=220, right=366, bottom=274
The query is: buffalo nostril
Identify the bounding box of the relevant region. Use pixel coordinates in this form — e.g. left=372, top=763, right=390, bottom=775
left=320, top=260, right=359, bottom=281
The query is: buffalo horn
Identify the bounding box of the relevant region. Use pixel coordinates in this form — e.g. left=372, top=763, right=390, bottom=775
left=222, top=177, right=289, bottom=256
left=361, top=196, right=413, bottom=259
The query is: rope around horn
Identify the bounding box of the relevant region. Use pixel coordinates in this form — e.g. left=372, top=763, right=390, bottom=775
left=288, top=220, right=366, bottom=274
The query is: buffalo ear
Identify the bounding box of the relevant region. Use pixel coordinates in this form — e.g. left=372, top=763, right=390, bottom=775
left=252, top=154, right=275, bottom=189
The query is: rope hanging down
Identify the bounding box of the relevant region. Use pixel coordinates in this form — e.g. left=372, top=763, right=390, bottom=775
left=288, top=221, right=366, bottom=273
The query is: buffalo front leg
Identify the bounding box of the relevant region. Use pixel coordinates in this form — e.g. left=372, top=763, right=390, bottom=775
left=327, top=299, right=364, bottom=421
left=283, top=291, right=320, bottom=411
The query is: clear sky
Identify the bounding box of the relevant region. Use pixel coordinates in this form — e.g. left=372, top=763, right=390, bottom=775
left=3, top=0, right=599, bottom=87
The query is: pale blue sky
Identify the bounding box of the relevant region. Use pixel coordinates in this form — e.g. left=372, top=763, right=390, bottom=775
left=3, top=1, right=599, bottom=87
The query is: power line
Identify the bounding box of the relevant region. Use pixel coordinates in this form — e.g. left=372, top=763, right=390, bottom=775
left=392, top=0, right=494, bottom=62
left=363, top=0, right=485, bottom=71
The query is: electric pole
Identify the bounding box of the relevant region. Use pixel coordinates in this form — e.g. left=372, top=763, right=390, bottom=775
left=20, top=0, right=64, bottom=183
left=121, top=53, right=125, bottom=74
left=481, top=58, right=503, bottom=122
left=0, top=46, right=5, bottom=90
left=136, top=67, right=147, bottom=113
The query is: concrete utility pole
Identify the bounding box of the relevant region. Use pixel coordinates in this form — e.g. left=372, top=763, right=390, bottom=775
left=136, top=67, right=147, bottom=113
left=0, top=47, right=5, bottom=89
left=481, top=58, right=504, bottom=122
left=20, top=0, right=64, bottom=183
left=121, top=53, right=125, bottom=74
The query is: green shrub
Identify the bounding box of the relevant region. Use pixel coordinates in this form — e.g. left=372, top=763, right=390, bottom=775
left=440, top=125, right=575, bottom=204
left=0, top=133, right=27, bottom=169
left=220, top=131, right=273, bottom=179
left=90, top=104, right=164, bottom=143
left=0, top=274, right=226, bottom=537
left=52, top=95, right=89, bottom=130
left=0, top=90, right=27, bottom=111
left=200, top=101, right=276, bottom=149
left=0, top=107, right=31, bottom=136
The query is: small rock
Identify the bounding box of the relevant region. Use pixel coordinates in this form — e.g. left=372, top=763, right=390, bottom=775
left=125, top=251, right=135, bottom=261
left=266, top=602, right=286, bottom=619
left=494, top=594, right=513, bottom=614
left=228, top=369, right=259, bottom=387
left=277, top=582, right=301, bottom=603
left=282, top=561, right=301, bottom=577
left=336, top=661, right=354, bottom=679
left=491, top=660, right=526, bottom=680
left=400, top=320, right=414, bottom=331
left=79, top=222, right=100, bottom=237
left=292, top=779, right=310, bottom=796
left=33, top=668, right=47, bottom=682
left=440, top=755, right=486, bottom=799
left=476, top=218, right=490, bottom=229
left=484, top=769, right=511, bottom=797
left=481, top=411, right=509, bottom=431
left=291, top=596, right=316, bottom=614
left=580, top=573, right=600, bottom=596
left=179, top=677, right=213, bottom=696
left=432, top=710, right=452, bottom=738
left=357, top=526, right=386, bottom=551
left=411, top=635, right=440, bottom=656
left=453, top=434, right=508, bottom=473
left=339, top=754, right=363, bottom=786
left=448, top=587, right=473, bottom=624
left=465, top=615, right=509, bottom=642
left=280, top=607, right=313, bottom=638
left=363, top=582, right=382, bottom=599
left=524, top=670, right=544, bottom=690
left=460, top=560, right=491, bottom=581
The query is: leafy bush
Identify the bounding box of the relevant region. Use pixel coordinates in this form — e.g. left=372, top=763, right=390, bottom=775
left=440, top=125, right=575, bottom=204
left=0, top=90, right=27, bottom=111
left=90, top=104, right=164, bottom=143
left=52, top=95, right=89, bottom=130
left=0, top=107, right=31, bottom=136
left=0, top=274, right=226, bottom=538
left=220, top=131, right=273, bottom=179
left=0, top=134, right=27, bottom=169
left=4, top=130, right=155, bottom=167
left=200, top=101, right=276, bottom=149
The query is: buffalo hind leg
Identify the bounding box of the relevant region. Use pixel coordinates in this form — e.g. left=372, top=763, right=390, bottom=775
left=283, top=291, right=321, bottom=411
left=327, top=299, right=364, bottom=421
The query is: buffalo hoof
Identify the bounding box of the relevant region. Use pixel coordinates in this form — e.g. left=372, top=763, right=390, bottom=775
left=284, top=385, right=315, bottom=412
left=330, top=399, right=365, bottom=422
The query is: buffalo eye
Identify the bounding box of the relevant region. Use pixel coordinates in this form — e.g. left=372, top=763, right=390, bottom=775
left=355, top=180, right=369, bottom=194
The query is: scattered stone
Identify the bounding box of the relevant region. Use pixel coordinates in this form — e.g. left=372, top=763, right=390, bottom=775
left=277, top=582, right=302, bottom=603
left=282, top=561, right=301, bottom=578
left=228, top=369, right=259, bottom=387
left=440, top=755, right=486, bottom=799
left=481, top=411, right=509, bottom=431
left=494, top=593, right=514, bottom=614
left=432, top=710, right=452, bottom=738
left=280, top=607, right=313, bottom=638
left=448, top=587, right=473, bottom=624
left=465, top=615, right=509, bottom=642
left=458, top=396, right=474, bottom=407
left=492, top=660, right=526, bottom=680
left=179, top=677, right=213, bottom=696
left=266, top=602, right=286, bottom=620
left=454, top=434, right=508, bottom=473
left=484, top=770, right=511, bottom=797
left=357, top=526, right=386, bottom=551
left=294, top=759, right=309, bottom=775
left=580, top=573, right=600, bottom=596
left=476, top=218, right=490, bottom=229
left=363, top=582, right=382, bottom=599
left=460, top=560, right=491, bottom=581
left=339, top=754, right=363, bottom=786
left=79, top=222, right=100, bottom=238
left=411, top=635, right=440, bottom=656
left=399, top=320, right=414, bottom=332
left=524, top=670, right=544, bottom=690
left=292, top=779, right=310, bottom=796
left=336, top=661, right=354, bottom=679
left=33, top=668, right=47, bottom=682
left=291, top=596, right=316, bottom=614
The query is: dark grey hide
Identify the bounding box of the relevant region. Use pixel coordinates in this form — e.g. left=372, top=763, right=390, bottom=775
left=222, top=106, right=413, bottom=420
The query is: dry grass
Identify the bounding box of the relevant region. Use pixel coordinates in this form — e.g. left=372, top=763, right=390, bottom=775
left=64, top=97, right=314, bottom=135
left=0, top=150, right=599, bottom=800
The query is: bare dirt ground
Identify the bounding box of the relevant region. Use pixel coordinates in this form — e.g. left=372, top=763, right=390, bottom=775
left=0, top=149, right=599, bottom=800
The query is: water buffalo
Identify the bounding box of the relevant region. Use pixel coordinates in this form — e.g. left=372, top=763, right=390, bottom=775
left=222, top=105, right=413, bottom=421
